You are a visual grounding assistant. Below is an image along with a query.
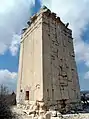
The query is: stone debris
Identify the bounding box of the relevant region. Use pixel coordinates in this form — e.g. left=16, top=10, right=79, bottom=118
left=12, top=105, right=89, bottom=119
left=11, top=103, right=89, bottom=119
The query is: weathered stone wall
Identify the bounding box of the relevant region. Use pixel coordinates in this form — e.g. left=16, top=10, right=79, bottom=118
left=17, top=7, right=81, bottom=111
left=42, top=11, right=80, bottom=110
left=17, top=14, right=43, bottom=103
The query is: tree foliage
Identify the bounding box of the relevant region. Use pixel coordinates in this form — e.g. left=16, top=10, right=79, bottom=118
left=0, top=85, right=17, bottom=119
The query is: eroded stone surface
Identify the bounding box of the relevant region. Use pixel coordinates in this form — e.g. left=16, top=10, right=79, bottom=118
left=17, top=6, right=81, bottom=112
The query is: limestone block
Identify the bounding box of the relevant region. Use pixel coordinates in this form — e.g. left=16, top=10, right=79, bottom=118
left=45, top=112, right=51, bottom=119
left=54, top=87, right=61, bottom=100
left=60, top=86, right=69, bottom=99
left=38, top=115, right=45, bottom=119
left=49, top=110, right=57, bottom=117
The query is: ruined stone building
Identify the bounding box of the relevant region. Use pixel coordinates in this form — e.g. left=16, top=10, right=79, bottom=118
left=17, top=7, right=81, bottom=111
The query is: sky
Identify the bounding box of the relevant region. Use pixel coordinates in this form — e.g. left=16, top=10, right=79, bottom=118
left=0, top=0, right=89, bottom=92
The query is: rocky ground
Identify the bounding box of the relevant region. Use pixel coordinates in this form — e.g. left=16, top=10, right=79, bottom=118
left=11, top=106, right=89, bottom=119
left=12, top=106, right=30, bottom=119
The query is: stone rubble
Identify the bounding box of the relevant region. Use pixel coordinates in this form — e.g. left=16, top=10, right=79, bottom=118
left=12, top=104, right=89, bottom=119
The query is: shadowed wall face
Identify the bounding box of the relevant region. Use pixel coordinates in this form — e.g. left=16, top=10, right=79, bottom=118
left=42, top=11, right=80, bottom=108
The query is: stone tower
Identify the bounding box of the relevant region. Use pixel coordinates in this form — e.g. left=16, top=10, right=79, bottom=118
left=17, top=7, right=81, bottom=111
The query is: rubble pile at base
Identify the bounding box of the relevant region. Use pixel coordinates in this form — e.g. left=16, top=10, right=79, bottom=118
left=11, top=101, right=89, bottom=119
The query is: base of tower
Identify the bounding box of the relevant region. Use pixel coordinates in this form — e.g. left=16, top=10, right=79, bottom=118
left=16, top=99, right=82, bottom=115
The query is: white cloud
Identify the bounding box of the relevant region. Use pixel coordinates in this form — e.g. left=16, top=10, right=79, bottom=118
left=0, top=69, right=17, bottom=91
left=0, top=0, right=15, bottom=14
left=0, top=0, right=35, bottom=56
left=75, top=40, right=89, bottom=66
left=41, top=0, right=89, bottom=67
left=84, top=71, right=89, bottom=79
left=9, top=34, right=20, bottom=56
